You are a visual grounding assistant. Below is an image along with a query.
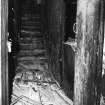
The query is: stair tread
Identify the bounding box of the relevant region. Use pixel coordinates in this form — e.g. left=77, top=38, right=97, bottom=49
left=21, top=28, right=41, bottom=32
left=21, top=30, right=41, bottom=33
left=21, top=27, right=41, bottom=30
left=19, top=43, right=44, bottom=46
left=20, top=34, right=43, bottom=38
left=19, top=47, right=45, bottom=51
left=18, top=53, right=48, bottom=57
left=19, top=37, right=43, bottom=41
left=21, top=17, right=40, bottom=21
left=17, top=0, right=48, bottom=72
left=21, top=25, right=41, bottom=28
left=19, top=39, right=44, bottom=43
left=17, top=58, right=48, bottom=64
left=18, top=60, right=48, bottom=65
left=21, top=23, right=41, bottom=26
left=18, top=49, right=47, bottom=57
left=19, top=49, right=47, bottom=53
left=20, top=35, right=43, bottom=38
left=17, top=63, right=48, bottom=71
left=19, top=38, right=44, bottom=44
left=22, top=14, right=40, bottom=18
left=17, top=56, right=48, bottom=61
left=21, top=21, right=41, bottom=23
left=19, top=40, right=43, bottom=42
left=21, top=24, right=41, bottom=27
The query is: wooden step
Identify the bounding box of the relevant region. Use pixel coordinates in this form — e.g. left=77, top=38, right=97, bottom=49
left=21, top=17, right=40, bottom=22
left=17, top=63, right=48, bottom=71
left=21, top=24, right=41, bottom=29
left=18, top=53, right=48, bottom=58
left=22, top=9, right=41, bottom=15
left=19, top=44, right=44, bottom=50
left=21, top=14, right=40, bottom=19
left=19, top=38, right=44, bottom=44
left=16, top=0, right=49, bottom=73
left=21, top=4, right=40, bottom=9
left=21, top=16, right=40, bottom=21
left=17, top=59, right=48, bottom=67
left=19, top=39, right=44, bottom=44
left=21, top=30, right=41, bottom=33
left=21, top=21, right=41, bottom=26
left=19, top=49, right=47, bottom=53
left=20, top=31, right=43, bottom=38
left=20, top=34, right=43, bottom=38
left=18, top=49, right=47, bottom=57
left=17, top=56, right=48, bottom=62
left=18, top=53, right=47, bottom=57
left=17, top=59, right=48, bottom=65
left=21, top=25, right=41, bottom=29
left=17, top=59, right=48, bottom=66
left=21, top=27, right=41, bottom=32
left=19, top=37, right=43, bottom=42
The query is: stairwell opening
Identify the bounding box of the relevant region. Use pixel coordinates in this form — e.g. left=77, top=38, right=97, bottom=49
left=8, top=0, right=77, bottom=104
left=64, top=0, right=77, bottom=41
left=2, top=0, right=104, bottom=104
left=62, top=0, right=77, bottom=100
left=8, top=0, right=48, bottom=103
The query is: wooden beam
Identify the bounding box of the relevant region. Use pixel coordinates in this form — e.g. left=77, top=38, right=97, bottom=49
left=74, top=0, right=104, bottom=105
left=1, top=0, right=8, bottom=104
left=47, top=0, right=65, bottom=85
left=0, top=0, right=1, bottom=104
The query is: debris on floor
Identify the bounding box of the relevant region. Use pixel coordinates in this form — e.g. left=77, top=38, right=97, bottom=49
left=10, top=69, right=73, bottom=105
left=10, top=0, right=73, bottom=104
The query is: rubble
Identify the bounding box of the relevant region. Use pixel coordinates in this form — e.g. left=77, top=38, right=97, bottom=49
left=10, top=70, right=73, bottom=105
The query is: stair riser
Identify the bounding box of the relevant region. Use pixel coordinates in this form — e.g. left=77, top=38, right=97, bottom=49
left=17, top=0, right=48, bottom=73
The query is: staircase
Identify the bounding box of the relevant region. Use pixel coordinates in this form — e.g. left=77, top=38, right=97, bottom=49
left=10, top=1, right=74, bottom=105
left=17, top=0, right=48, bottom=72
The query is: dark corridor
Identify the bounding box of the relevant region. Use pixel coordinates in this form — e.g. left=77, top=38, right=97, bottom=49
left=8, top=0, right=77, bottom=104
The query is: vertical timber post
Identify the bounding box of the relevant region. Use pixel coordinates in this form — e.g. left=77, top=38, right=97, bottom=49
left=1, top=0, right=8, bottom=104
left=74, top=0, right=104, bottom=105
left=0, top=0, right=1, bottom=104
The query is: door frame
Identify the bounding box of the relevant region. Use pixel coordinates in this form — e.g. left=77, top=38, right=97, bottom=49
left=1, top=0, right=9, bottom=104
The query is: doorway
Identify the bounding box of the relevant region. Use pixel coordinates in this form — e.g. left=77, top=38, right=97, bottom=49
left=2, top=0, right=78, bottom=104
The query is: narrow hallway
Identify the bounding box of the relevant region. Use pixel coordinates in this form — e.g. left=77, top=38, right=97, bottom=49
left=10, top=0, right=73, bottom=105
left=1, top=0, right=105, bottom=104
left=17, top=0, right=48, bottom=75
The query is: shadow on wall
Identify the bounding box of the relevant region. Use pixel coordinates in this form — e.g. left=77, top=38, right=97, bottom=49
left=8, top=53, right=16, bottom=104
left=63, top=43, right=75, bottom=100
left=102, top=21, right=105, bottom=97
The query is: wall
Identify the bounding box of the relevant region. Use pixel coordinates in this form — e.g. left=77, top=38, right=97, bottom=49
left=1, top=0, right=8, bottom=104
left=47, top=0, right=65, bottom=85
left=103, top=20, right=105, bottom=75
left=74, top=0, right=104, bottom=105
left=0, top=0, right=1, bottom=103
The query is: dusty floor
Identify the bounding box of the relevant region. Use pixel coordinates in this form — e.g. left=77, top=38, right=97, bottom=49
left=10, top=66, right=73, bottom=105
